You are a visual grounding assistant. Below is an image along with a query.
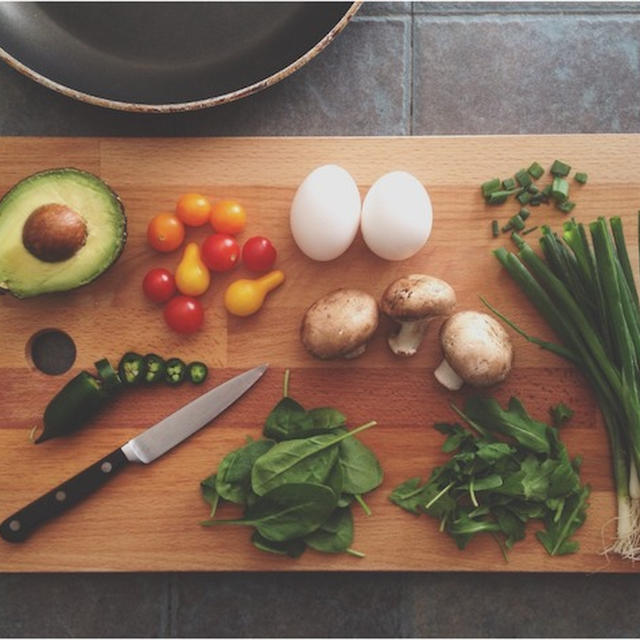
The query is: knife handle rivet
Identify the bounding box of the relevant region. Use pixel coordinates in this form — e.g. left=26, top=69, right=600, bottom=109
left=101, top=461, right=112, bottom=473
left=9, top=519, right=20, bottom=532
left=55, top=490, right=66, bottom=502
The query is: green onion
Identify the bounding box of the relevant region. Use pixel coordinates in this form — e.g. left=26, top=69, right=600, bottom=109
left=517, top=191, right=531, bottom=205
left=550, top=159, right=571, bottom=177
left=551, top=177, right=569, bottom=203
left=528, top=161, right=545, bottom=179
left=522, top=226, right=539, bottom=236
left=502, top=177, right=516, bottom=190
left=557, top=200, right=576, bottom=214
left=491, top=220, right=499, bottom=238
left=487, top=189, right=519, bottom=205
left=515, top=169, right=532, bottom=188
left=519, top=208, right=531, bottom=221
left=482, top=178, right=501, bottom=197
left=528, top=184, right=540, bottom=195
left=487, top=216, right=640, bottom=561
left=574, top=172, right=588, bottom=184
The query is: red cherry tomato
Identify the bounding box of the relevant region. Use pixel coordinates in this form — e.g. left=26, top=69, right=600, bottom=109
left=163, top=296, right=204, bottom=334
left=201, top=233, right=240, bottom=272
left=242, top=236, right=277, bottom=273
left=142, top=268, right=176, bottom=303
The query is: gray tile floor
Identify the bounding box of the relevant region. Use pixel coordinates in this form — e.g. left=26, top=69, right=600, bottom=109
left=2, top=1, right=640, bottom=637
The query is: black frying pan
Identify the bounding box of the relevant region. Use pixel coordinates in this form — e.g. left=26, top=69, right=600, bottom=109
left=0, top=1, right=360, bottom=112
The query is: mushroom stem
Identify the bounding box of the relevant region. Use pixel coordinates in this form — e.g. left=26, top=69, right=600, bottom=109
left=388, top=319, right=430, bottom=357
left=434, top=358, right=464, bottom=391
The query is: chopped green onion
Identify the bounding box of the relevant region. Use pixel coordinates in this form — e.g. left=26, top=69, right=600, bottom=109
left=502, top=177, right=516, bottom=190
left=519, top=208, right=531, bottom=221
left=481, top=178, right=501, bottom=197
left=517, top=191, right=531, bottom=205
left=551, top=177, right=569, bottom=202
left=574, top=172, right=588, bottom=184
left=528, top=184, right=540, bottom=194
left=530, top=194, right=545, bottom=206
left=550, top=160, right=571, bottom=177
left=491, top=220, right=499, bottom=238
left=515, top=169, right=532, bottom=188
left=528, top=161, right=545, bottom=179
left=522, top=225, right=539, bottom=236
left=503, top=214, right=525, bottom=233
left=557, top=200, right=576, bottom=214
left=487, top=189, right=519, bottom=205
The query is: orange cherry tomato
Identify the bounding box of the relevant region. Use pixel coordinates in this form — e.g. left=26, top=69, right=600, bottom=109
left=147, top=213, right=185, bottom=253
left=176, top=193, right=211, bottom=227
left=210, top=200, right=247, bottom=235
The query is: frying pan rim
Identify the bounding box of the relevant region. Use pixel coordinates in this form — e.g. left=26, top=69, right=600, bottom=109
left=0, top=1, right=361, bottom=113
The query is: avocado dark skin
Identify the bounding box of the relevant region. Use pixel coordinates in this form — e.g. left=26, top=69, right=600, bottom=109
left=0, top=168, right=128, bottom=298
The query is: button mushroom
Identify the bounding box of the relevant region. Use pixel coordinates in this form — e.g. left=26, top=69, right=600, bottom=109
left=434, top=310, right=514, bottom=390
left=301, top=288, right=379, bottom=359
left=380, top=274, right=456, bottom=357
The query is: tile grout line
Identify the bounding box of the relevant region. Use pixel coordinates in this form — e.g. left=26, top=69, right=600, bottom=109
left=409, top=3, right=415, bottom=135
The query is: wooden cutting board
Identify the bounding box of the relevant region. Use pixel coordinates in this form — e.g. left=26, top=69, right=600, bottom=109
left=1, top=135, right=638, bottom=573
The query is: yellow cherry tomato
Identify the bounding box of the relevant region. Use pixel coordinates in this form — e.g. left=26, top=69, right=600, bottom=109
left=175, top=242, right=211, bottom=297
left=210, top=200, right=247, bottom=235
left=224, top=270, right=285, bottom=317
left=176, top=193, right=211, bottom=227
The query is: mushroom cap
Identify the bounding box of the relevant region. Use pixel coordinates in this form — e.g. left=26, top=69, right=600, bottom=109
left=301, top=288, right=379, bottom=359
left=380, top=274, right=456, bottom=321
left=440, top=310, right=513, bottom=387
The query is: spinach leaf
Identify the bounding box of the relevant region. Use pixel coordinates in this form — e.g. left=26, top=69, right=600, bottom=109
left=251, top=531, right=306, bottom=558
left=304, top=507, right=354, bottom=553
left=339, top=436, right=384, bottom=496
left=200, top=473, right=220, bottom=518
left=202, top=482, right=337, bottom=542
left=251, top=423, right=375, bottom=496
left=325, top=461, right=344, bottom=498
left=263, top=397, right=312, bottom=441
left=216, top=438, right=275, bottom=504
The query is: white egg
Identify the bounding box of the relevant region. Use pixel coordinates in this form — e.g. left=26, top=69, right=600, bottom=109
left=290, top=164, right=361, bottom=261
left=361, top=171, right=433, bottom=261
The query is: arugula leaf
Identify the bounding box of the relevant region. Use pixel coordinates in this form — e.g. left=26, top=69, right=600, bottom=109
left=549, top=402, right=574, bottom=428
left=536, top=485, right=590, bottom=555
left=390, top=396, right=589, bottom=558
left=463, top=396, right=551, bottom=454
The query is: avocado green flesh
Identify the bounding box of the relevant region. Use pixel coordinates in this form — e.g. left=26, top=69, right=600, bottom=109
left=0, top=169, right=126, bottom=298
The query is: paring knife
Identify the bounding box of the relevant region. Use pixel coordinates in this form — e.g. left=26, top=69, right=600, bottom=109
left=0, top=363, right=268, bottom=543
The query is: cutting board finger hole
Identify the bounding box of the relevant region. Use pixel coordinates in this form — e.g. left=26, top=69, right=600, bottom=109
left=26, top=328, right=76, bottom=375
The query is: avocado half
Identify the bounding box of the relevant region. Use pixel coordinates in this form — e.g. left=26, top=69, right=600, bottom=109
left=0, top=168, right=127, bottom=298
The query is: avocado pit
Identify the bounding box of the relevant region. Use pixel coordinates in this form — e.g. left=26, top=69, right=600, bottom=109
left=22, top=203, right=88, bottom=262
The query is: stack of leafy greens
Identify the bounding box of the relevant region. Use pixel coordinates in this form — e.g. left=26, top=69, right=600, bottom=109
left=390, top=396, right=589, bottom=557
left=200, top=371, right=382, bottom=558
left=485, top=216, right=640, bottom=560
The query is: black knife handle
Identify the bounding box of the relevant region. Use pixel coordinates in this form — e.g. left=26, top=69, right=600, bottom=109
left=0, top=447, right=129, bottom=543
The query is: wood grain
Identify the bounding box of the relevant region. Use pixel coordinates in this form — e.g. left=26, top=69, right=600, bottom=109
left=0, top=135, right=638, bottom=572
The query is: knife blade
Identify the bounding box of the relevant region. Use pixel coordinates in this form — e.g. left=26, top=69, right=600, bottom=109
left=0, top=363, right=268, bottom=543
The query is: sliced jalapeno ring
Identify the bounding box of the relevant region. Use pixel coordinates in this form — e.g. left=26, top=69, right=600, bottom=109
left=94, top=358, right=122, bottom=393
left=186, top=361, right=208, bottom=385
left=118, top=352, right=146, bottom=386
left=164, top=357, right=186, bottom=386
left=143, top=353, right=166, bottom=384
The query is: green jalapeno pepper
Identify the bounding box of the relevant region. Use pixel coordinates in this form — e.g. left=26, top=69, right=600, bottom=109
left=118, top=352, right=146, bottom=386
left=186, top=361, right=208, bottom=385
left=143, top=353, right=166, bottom=384
left=164, top=358, right=186, bottom=385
